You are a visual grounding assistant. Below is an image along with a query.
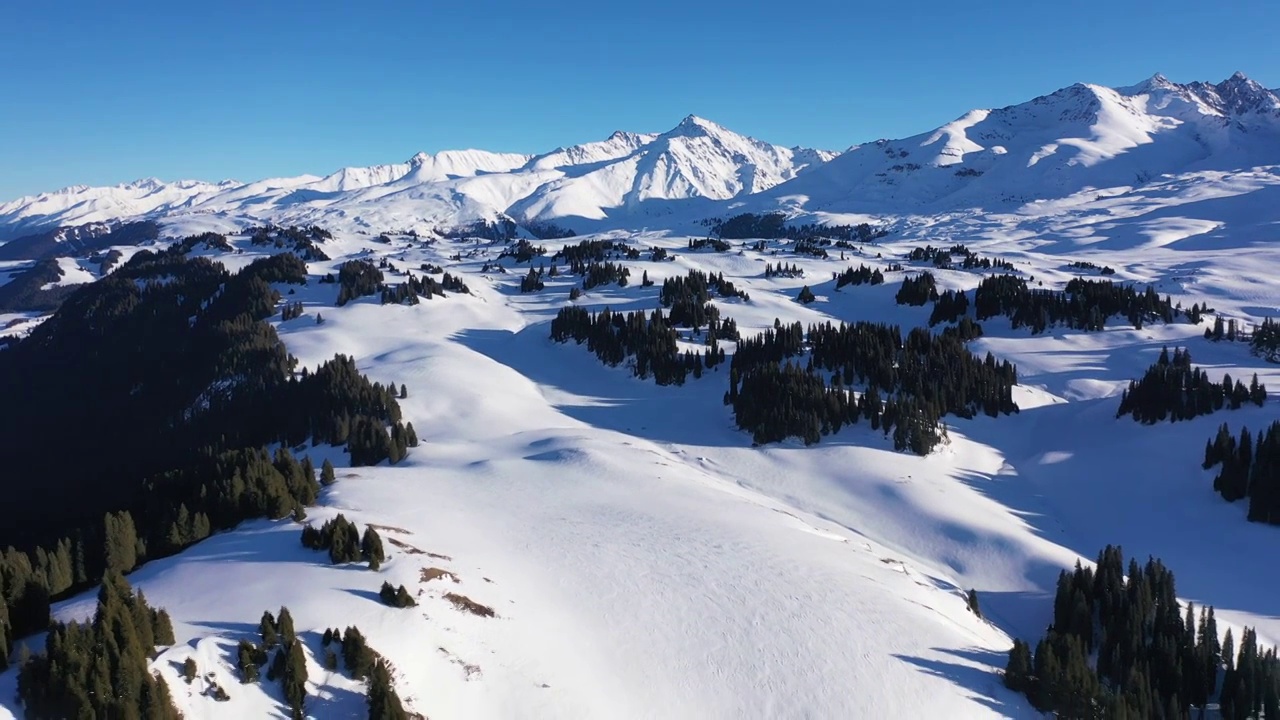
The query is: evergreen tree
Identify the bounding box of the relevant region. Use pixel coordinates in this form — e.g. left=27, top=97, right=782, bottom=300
left=281, top=639, right=308, bottom=718
left=277, top=606, right=297, bottom=646
left=1003, top=639, right=1032, bottom=693
left=260, top=610, right=279, bottom=649
left=362, top=527, right=386, bottom=570
left=367, top=658, right=409, bottom=720
left=321, top=458, right=337, bottom=486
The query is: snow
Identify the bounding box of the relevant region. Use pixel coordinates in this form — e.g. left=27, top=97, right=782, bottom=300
left=37, top=256, right=96, bottom=290
left=3, top=71, right=1280, bottom=718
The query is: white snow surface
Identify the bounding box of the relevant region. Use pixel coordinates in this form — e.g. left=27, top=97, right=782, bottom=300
left=2, top=72, right=1280, bottom=719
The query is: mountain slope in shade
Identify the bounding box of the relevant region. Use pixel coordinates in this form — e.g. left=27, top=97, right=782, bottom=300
left=761, top=72, right=1280, bottom=214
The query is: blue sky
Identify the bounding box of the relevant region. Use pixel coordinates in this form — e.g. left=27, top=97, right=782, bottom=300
left=2, top=0, right=1276, bottom=199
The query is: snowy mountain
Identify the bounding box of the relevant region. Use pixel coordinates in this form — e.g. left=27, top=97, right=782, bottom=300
left=762, top=71, right=1280, bottom=214
left=0, top=116, right=837, bottom=242
left=3, top=72, right=1275, bottom=244
left=4, top=71, right=1280, bottom=720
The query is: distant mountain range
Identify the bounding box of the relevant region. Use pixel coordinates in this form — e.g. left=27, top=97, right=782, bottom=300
left=2, top=72, right=1277, bottom=243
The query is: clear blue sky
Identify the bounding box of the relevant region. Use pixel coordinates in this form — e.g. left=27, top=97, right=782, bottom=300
left=2, top=0, right=1276, bottom=200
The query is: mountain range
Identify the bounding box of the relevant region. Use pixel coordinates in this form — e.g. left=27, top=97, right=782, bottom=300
left=1, top=72, right=1278, bottom=244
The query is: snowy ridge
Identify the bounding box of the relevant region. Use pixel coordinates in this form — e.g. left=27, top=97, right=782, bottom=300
left=2, top=72, right=1276, bottom=243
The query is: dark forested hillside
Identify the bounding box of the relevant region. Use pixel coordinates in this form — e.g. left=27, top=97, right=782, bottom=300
left=0, top=248, right=411, bottom=647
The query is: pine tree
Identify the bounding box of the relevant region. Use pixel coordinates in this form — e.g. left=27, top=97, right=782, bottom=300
left=260, top=610, right=279, bottom=649
left=277, top=606, right=296, bottom=646
left=367, top=658, right=409, bottom=720
left=321, top=458, right=337, bottom=486
left=966, top=589, right=982, bottom=618
left=282, top=640, right=308, bottom=717
left=1004, top=639, right=1032, bottom=693
left=362, top=527, right=386, bottom=570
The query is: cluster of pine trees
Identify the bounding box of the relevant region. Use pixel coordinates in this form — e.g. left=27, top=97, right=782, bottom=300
left=170, top=231, right=234, bottom=254
left=316, top=626, right=409, bottom=719
left=0, top=251, right=412, bottom=648
left=17, top=572, right=179, bottom=719
left=929, top=289, right=970, bottom=325
left=281, top=300, right=305, bottom=321
left=766, top=262, right=806, bottom=279
left=576, top=260, right=632, bottom=290
left=906, top=244, right=1014, bottom=271
left=661, top=269, right=749, bottom=321
left=792, top=239, right=829, bottom=259
left=707, top=212, right=884, bottom=243
left=552, top=238, right=644, bottom=264
left=247, top=224, right=332, bottom=261
left=1205, top=316, right=1246, bottom=343
left=1250, top=318, right=1280, bottom=362
left=974, top=274, right=1179, bottom=332
left=1004, top=545, right=1280, bottom=719
left=688, top=237, right=732, bottom=252
left=1205, top=421, right=1280, bottom=524
left=334, top=259, right=385, bottom=305
left=379, top=581, right=417, bottom=608
left=380, top=271, right=467, bottom=304
left=1067, top=260, right=1116, bottom=276
left=444, top=217, right=520, bottom=242
left=301, top=515, right=387, bottom=568
left=496, top=238, right=545, bottom=262
left=1116, top=346, right=1265, bottom=423
left=833, top=264, right=884, bottom=288
left=520, top=266, right=546, bottom=292
left=244, top=608, right=310, bottom=717
left=895, top=271, right=939, bottom=306
left=725, top=320, right=1017, bottom=453
left=550, top=306, right=726, bottom=385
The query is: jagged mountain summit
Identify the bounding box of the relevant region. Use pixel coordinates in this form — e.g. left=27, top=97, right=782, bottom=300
left=0, top=72, right=1277, bottom=243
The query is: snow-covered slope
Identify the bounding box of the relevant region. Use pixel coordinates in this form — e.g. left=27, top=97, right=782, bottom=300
left=0, top=178, right=241, bottom=241
left=763, top=72, right=1280, bottom=214
left=3, top=73, right=1280, bottom=718
left=0, top=117, right=837, bottom=240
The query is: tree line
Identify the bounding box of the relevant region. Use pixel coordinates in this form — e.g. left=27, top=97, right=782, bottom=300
left=906, top=244, right=1014, bottom=271
left=1004, top=545, right=1279, bottom=719
left=725, top=319, right=1018, bottom=453
left=895, top=271, right=940, bottom=306
left=550, top=305, right=726, bottom=385
left=0, top=249, right=412, bottom=648
left=834, top=264, right=885, bottom=288
left=1116, top=346, right=1265, bottom=423
left=1205, top=421, right=1280, bottom=524
left=17, top=572, right=179, bottom=719
left=974, top=274, right=1180, bottom=333
left=707, top=212, right=885, bottom=242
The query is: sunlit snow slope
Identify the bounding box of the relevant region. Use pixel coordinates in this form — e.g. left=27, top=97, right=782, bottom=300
left=2, top=72, right=1280, bottom=719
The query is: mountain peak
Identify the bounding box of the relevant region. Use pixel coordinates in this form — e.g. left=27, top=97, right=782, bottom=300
left=407, top=151, right=432, bottom=166
left=666, top=114, right=724, bottom=138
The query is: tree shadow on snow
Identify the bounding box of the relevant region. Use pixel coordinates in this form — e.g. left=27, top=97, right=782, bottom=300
left=454, top=325, right=750, bottom=448
left=894, top=647, right=1036, bottom=718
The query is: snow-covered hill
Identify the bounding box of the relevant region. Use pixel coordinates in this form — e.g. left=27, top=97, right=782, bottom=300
left=3, top=72, right=1280, bottom=719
